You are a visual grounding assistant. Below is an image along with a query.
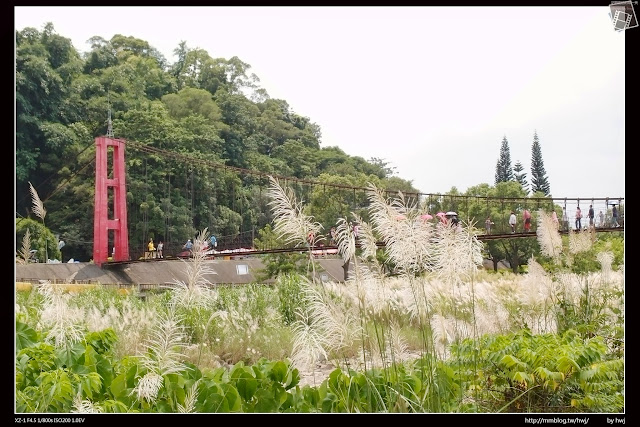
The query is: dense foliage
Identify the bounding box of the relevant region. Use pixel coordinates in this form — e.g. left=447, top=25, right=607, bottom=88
left=15, top=24, right=418, bottom=262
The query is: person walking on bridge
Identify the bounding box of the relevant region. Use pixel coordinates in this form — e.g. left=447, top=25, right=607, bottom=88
left=575, top=206, right=582, bottom=230
left=611, top=205, right=619, bottom=227
left=587, top=205, right=595, bottom=228
left=485, top=216, right=494, bottom=234
left=148, top=238, right=156, bottom=259
left=523, top=209, right=532, bottom=232
left=509, top=211, right=517, bottom=233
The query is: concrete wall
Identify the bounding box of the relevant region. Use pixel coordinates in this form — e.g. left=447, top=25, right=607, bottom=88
left=16, top=257, right=350, bottom=286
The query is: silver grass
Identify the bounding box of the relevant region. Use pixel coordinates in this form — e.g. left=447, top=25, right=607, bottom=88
left=425, top=277, right=513, bottom=339
left=568, top=228, right=593, bottom=254
left=291, top=280, right=360, bottom=373
left=267, top=176, right=323, bottom=249
left=177, top=379, right=201, bottom=413
left=138, top=310, right=189, bottom=377
left=29, top=181, right=46, bottom=221
left=597, top=251, right=614, bottom=276
left=334, top=217, right=357, bottom=264
left=356, top=320, right=412, bottom=370
left=427, top=277, right=478, bottom=343
left=324, top=274, right=403, bottom=321
left=167, top=228, right=219, bottom=309
left=366, top=184, right=435, bottom=274
left=132, top=311, right=190, bottom=404
left=396, top=278, right=432, bottom=323
left=17, top=229, right=32, bottom=264
left=552, top=272, right=623, bottom=339
left=305, top=282, right=360, bottom=349
left=520, top=257, right=555, bottom=300
left=595, top=251, right=619, bottom=287
left=38, top=283, right=86, bottom=348
left=430, top=314, right=454, bottom=359
left=29, top=181, right=48, bottom=262
left=536, top=210, right=563, bottom=261
left=431, top=219, right=484, bottom=285
left=554, top=272, right=589, bottom=308
left=468, top=280, right=511, bottom=335
left=85, top=300, right=157, bottom=357
left=387, top=320, right=411, bottom=361
left=290, top=308, right=331, bottom=373
left=492, top=276, right=539, bottom=333
left=133, top=372, right=164, bottom=404
left=344, top=215, right=393, bottom=315
left=71, top=394, right=102, bottom=413
left=216, top=290, right=267, bottom=338
left=352, top=213, right=379, bottom=261
left=518, top=257, right=557, bottom=334
left=345, top=272, right=405, bottom=319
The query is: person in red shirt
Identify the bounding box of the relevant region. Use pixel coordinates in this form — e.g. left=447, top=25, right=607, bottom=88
left=523, top=209, right=532, bottom=232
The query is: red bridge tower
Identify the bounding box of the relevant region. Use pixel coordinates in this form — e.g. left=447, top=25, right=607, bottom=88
left=93, top=128, right=129, bottom=267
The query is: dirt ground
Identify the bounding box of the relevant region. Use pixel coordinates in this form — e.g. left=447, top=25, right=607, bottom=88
left=297, top=361, right=338, bottom=387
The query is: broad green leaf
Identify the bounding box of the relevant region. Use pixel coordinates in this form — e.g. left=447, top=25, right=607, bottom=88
left=235, top=374, right=258, bottom=402
left=110, top=373, right=127, bottom=399
left=16, top=320, right=38, bottom=352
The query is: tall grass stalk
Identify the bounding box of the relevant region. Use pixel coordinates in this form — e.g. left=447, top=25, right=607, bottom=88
left=29, top=181, right=47, bottom=263
left=38, top=282, right=86, bottom=348
left=132, top=308, right=190, bottom=404
left=166, top=228, right=218, bottom=310
left=267, top=176, right=324, bottom=286
left=536, top=209, right=563, bottom=262
left=17, top=229, right=32, bottom=264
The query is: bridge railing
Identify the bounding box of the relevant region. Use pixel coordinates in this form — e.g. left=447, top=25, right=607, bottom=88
left=124, top=197, right=623, bottom=260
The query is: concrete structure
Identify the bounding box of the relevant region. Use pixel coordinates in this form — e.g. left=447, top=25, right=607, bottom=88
left=15, top=257, right=351, bottom=287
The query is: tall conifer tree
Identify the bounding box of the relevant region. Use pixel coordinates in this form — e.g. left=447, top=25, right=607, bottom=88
left=513, top=160, right=529, bottom=194
left=530, top=130, right=551, bottom=195
left=495, top=136, right=514, bottom=184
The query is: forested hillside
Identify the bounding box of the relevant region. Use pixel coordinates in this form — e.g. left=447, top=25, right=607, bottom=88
left=15, top=24, right=418, bottom=261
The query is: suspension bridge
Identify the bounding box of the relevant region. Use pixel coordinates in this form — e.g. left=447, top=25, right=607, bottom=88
left=120, top=139, right=624, bottom=262
left=17, top=135, right=625, bottom=268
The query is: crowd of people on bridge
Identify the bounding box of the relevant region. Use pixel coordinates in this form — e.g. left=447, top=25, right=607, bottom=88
left=136, top=202, right=622, bottom=261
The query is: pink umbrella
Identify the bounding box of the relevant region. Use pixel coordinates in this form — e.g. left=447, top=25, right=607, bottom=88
left=420, top=214, right=433, bottom=221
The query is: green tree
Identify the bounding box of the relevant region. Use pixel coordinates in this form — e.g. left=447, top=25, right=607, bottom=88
left=162, top=87, right=223, bottom=123
left=15, top=24, right=83, bottom=194
left=530, top=130, right=551, bottom=196
left=253, top=224, right=308, bottom=281
left=368, top=157, right=397, bottom=178
left=513, top=160, right=529, bottom=195
left=484, top=181, right=533, bottom=272
left=15, top=218, right=60, bottom=263
left=494, top=136, right=514, bottom=184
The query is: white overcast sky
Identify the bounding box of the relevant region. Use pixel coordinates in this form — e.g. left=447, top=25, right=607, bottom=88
left=15, top=6, right=625, bottom=200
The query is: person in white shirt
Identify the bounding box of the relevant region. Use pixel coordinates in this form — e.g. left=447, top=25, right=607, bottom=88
left=509, top=211, right=517, bottom=233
